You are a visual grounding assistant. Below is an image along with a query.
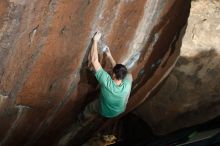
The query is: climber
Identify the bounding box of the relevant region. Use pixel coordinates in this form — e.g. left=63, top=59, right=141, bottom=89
left=79, top=32, right=132, bottom=125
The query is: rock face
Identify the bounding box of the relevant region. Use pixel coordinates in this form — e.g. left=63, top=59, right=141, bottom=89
left=135, top=0, right=220, bottom=135
left=0, top=0, right=190, bottom=145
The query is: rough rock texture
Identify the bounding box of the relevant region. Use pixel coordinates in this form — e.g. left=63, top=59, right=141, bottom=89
left=0, top=0, right=190, bottom=145
left=135, top=0, right=220, bottom=135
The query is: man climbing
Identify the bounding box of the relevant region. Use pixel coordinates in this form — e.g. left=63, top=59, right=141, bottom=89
left=79, top=32, right=132, bottom=124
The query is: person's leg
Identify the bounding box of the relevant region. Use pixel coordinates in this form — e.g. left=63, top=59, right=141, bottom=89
left=83, top=99, right=100, bottom=119
left=78, top=99, right=100, bottom=126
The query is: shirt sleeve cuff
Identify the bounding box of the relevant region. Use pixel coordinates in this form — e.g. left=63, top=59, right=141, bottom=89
left=95, top=67, right=103, bottom=75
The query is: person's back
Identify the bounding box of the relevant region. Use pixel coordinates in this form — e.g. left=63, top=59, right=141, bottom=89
left=95, top=67, right=132, bottom=118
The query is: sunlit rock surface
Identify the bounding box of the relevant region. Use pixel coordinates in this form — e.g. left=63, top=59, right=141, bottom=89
left=135, top=0, right=220, bottom=135
left=0, top=0, right=190, bottom=145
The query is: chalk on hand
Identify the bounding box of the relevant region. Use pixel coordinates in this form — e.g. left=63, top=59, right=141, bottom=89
left=101, top=45, right=109, bottom=53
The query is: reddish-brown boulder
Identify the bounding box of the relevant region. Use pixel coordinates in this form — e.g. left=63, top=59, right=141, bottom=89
left=0, top=0, right=190, bottom=145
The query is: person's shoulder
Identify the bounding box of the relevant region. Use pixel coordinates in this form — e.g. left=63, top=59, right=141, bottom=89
left=95, top=67, right=113, bottom=87
left=95, top=67, right=108, bottom=77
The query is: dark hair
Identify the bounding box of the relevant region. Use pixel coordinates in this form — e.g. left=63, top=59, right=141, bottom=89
left=113, top=64, right=128, bottom=80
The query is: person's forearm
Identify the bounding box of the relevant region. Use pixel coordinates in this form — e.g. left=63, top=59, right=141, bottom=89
left=107, top=54, right=116, bottom=68
left=91, top=40, right=99, bottom=63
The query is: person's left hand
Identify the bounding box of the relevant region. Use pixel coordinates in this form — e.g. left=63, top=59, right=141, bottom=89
left=105, top=47, right=112, bottom=57
left=93, top=32, right=101, bottom=42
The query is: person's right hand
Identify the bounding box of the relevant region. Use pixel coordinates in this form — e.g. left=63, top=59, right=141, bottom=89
left=93, top=32, right=101, bottom=42
left=105, top=47, right=112, bottom=57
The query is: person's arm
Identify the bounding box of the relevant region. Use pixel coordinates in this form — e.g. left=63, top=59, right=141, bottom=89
left=105, top=47, right=116, bottom=68
left=91, top=32, right=102, bottom=71
left=124, top=73, right=133, bottom=84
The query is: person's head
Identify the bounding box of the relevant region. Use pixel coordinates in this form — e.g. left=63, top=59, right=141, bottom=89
left=112, top=64, right=128, bottom=80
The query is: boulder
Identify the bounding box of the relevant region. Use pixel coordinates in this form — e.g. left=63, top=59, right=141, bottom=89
left=135, top=0, right=220, bottom=135
left=0, top=0, right=190, bottom=145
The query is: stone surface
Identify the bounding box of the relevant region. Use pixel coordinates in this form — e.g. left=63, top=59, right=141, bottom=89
left=0, top=0, right=190, bottom=145
left=135, top=0, right=220, bottom=135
